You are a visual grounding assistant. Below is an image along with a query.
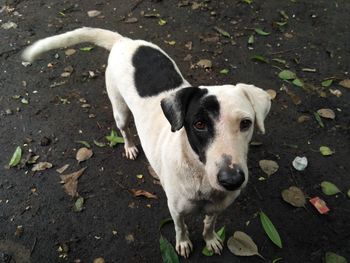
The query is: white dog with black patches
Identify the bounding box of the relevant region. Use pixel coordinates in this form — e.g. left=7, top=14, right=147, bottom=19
left=22, top=27, right=271, bottom=258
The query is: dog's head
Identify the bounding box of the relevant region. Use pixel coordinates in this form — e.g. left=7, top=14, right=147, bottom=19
left=161, top=84, right=271, bottom=192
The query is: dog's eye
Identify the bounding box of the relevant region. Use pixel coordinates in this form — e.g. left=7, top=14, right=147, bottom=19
left=193, top=121, right=207, bottom=131
left=240, top=119, right=252, bottom=131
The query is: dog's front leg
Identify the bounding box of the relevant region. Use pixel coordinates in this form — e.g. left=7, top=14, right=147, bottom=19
left=168, top=207, right=193, bottom=258
left=202, top=214, right=223, bottom=254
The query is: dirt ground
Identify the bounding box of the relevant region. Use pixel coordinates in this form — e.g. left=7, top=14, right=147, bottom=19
left=1, top=0, right=350, bottom=262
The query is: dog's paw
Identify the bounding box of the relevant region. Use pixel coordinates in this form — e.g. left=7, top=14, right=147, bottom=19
left=204, top=233, right=223, bottom=255
left=124, top=145, right=139, bottom=160
left=176, top=239, right=193, bottom=258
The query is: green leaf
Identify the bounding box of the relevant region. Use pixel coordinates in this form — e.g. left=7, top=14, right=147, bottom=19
left=251, top=55, right=269, bottom=64
left=220, top=68, right=229, bottom=74
left=202, top=226, right=225, bottom=256
left=76, top=140, right=91, bottom=148
left=314, top=112, right=325, bottom=128
left=106, top=130, right=124, bottom=147
left=159, top=218, right=173, bottom=231
left=158, top=19, right=167, bottom=26
left=321, top=181, right=341, bottom=196
left=292, top=78, right=304, bottom=87
left=322, top=79, right=333, bottom=87
left=93, top=140, right=106, bottom=147
left=242, top=0, right=253, bottom=4
left=214, top=26, right=231, bottom=38
left=9, top=146, right=22, bottom=167
left=73, top=197, right=84, bottom=212
left=278, top=70, right=296, bottom=80
left=259, top=211, right=282, bottom=248
left=319, top=146, right=333, bottom=156
left=79, top=46, right=94, bottom=52
left=325, top=252, right=347, bottom=263
left=347, top=189, right=350, bottom=198
left=248, top=35, right=254, bottom=44
left=276, top=21, right=287, bottom=26
left=159, top=235, right=179, bottom=263
left=254, top=28, right=270, bottom=36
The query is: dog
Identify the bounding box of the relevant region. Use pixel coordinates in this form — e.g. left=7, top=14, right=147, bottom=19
left=22, top=27, right=271, bottom=258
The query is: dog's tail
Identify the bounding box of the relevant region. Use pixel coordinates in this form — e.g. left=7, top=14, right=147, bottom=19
left=22, top=27, right=122, bottom=62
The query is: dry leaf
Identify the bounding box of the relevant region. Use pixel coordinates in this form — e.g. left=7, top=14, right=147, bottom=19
left=65, top=49, right=76, bottom=56
left=281, top=186, right=306, bottom=207
left=76, top=147, right=93, bottom=163
left=32, top=162, right=53, bottom=172
left=317, top=108, right=335, bottom=119
left=227, top=231, right=263, bottom=258
left=266, top=89, right=277, bottom=100
left=129, top=189, right=158, bottom=199
left=197, top=59, right=212, bottom=69
left=339, top=79, right=350, bottom=89
left=259, top=160, right=279, bottom=176
left=87, top=10, right=101, bottom=17
left=93, top=258, right=105, bottom=263
left=56, top=164, right=69, bottom=174
left=297, top=115, right=310, bottom=123
left=124, top=17, right=138, bottom=23
left=329, top=89, right=342, bottom=97
left=60, top=167, right=87, bottom=197
left=147, top=165, right=159, bottom=180
left=61, top=72, right=71, bottom=78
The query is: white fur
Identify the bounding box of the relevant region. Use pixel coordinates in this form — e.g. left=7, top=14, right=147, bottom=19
left=22, top=28, right=271, bottom=258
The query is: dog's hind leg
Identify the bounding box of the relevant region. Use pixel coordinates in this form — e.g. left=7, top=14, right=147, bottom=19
left=202, top=214, right=223, bottom=254
left=168, top=207, right=193, bottom=258
left=106, top=69, right=139, bottom=160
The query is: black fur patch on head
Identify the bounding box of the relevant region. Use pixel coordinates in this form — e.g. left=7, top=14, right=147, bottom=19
left=183, top=93, right=220, bottom=163
left=132, top=45, right=184, bottom=97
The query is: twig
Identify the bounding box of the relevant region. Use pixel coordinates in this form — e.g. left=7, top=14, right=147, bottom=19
left=112, top=178, right=128, bottom=190
left=30, top=237, right=37, bottom=255
left=269, top=48, right=300, bottom=55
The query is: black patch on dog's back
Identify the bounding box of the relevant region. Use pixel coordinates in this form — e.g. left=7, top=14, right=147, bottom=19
left=184, top=93, right=220, bottom=163
left=132, top=45, right=183, bottom=97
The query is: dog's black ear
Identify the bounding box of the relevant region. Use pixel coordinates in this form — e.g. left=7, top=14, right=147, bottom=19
left=161, top=87, right=200, bottom=132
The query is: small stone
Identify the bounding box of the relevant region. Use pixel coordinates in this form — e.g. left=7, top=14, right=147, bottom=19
left=5, top=109, right=13, bottom=115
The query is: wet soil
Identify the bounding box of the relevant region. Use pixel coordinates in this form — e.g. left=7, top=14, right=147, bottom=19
left=0, top=0, right=349, bottom=262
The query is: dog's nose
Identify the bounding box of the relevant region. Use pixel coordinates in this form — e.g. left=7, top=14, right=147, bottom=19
left=217, top=166, right=245, bottom=191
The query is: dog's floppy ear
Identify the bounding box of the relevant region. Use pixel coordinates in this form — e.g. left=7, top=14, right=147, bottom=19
left=237, top=83, right=271, bottom=134
left=161, top=87, right=200, bottom=132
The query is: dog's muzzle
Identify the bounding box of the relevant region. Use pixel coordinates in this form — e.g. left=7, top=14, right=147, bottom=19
left=217, top=165, right=245, bottom=191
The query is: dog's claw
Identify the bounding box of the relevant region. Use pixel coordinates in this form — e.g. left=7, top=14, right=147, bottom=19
left=204, top=233, right=223, bottom=255
left=124, top=145, right=139, bottom=160
left=176, top=239, right=193, bottom=258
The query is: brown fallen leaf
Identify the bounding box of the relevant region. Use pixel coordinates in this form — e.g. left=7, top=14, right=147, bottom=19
left=297, top=115, right=311, bottom=123
left=60, top=167, right=87, bottom=197
left=329, top=89, right=342, bottom=97
left=129, top=189, right=158, bottom=199
left=339, top=79, right=350, bottom=89
left=259, top=160, right=279, bottom=176
left=87, top=10, right=101, bottom=17
left=283, top=87, right=301, bottom=105
left=197, top=59, right=212, bottom=69
left=317, top=108, right=335, bottom=119
left=124, top=17, right=138, bottom=23
left=65, top=49, right=76, bottom=56
left=56, top=164, right=69, bottom=174
left=281, top=186, right=306, bottom=207
left=227, top=231, right=264, bottom=258
left=147, top=165, right=159, bottom=180
left=266, top=89, right=277, bottom=100
left=76, top=147, right=93, bottom=163
left=32, top=162, right=53, bottom=172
